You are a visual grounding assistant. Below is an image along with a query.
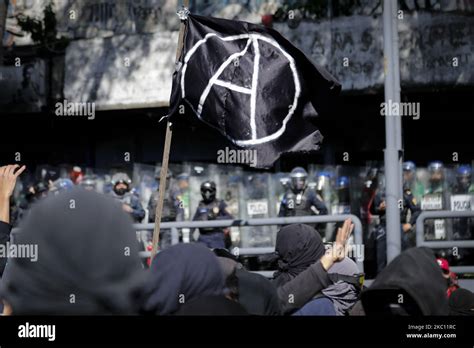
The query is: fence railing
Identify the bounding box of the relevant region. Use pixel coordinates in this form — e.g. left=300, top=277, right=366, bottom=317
left=134, top=214, right=364, bottom=272
left=416, top=210, right=474, bottom=273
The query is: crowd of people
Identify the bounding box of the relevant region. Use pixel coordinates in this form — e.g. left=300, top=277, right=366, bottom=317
left=0, top=163, right=473, bottom=316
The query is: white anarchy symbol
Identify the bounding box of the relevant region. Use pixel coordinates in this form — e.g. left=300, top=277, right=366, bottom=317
left=181, top=33, right=301, bottom=146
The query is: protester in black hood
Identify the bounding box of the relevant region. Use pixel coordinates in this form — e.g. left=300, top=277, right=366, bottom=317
left=0, top=188, right=146, bottom=315
left=216, top=255, right=281, bottom=315
left=141, top=243, right=225, bottom=315
left=236, top=268, right=281, bottom=316
left=361, top=247, right=449, bottom=315
left=272, top=220, right=354, bottom=315
left=273, top=224, right=326, bottom=287
left=449, top=288, right=474, bottom=316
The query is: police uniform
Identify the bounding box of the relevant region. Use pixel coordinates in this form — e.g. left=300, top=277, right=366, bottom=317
left=278, top=188, right=328, bottom=232
left=401, top=188, right=421, bottom=249
left=279, top=188, right=327, bottom=216
left=370, top=192, right=386, bottom=274
left=451, top=183, right=474, bottom=240
left=112, top=192, right=146, bottom=223
left=192, top=199, right=233, bottom=249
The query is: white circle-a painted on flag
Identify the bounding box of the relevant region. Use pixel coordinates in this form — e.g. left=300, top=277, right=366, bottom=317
left=180, top=33, right=301, bottom=146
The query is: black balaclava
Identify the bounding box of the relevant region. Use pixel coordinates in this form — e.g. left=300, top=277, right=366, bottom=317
left=273, top=224, right=325, bottom=287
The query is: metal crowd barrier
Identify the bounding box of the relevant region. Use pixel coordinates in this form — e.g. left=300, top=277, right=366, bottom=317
left=416, top=210, right=474, bottom=273
left=134, top=214, right=364, bottom=272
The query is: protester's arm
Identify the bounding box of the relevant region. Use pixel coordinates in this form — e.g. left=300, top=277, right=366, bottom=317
left=277, top=260, right=332, bottom=314
left=277, top=219, right=354, bottom=314
left=0, top=165, right=26, bottom=277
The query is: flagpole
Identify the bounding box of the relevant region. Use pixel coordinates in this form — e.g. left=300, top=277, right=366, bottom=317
left=383, top=0, right=402, bottom=263
left=151, top=0, right=189, bottom=257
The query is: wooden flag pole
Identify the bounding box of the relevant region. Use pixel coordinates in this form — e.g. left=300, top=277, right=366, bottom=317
left=151, top=0, right=189, bottom=257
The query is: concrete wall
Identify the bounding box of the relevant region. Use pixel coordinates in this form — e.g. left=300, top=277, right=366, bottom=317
left=0, top=60, right=47, bottom=112
left=63, top=11, right=473, bottom=108
left=64, top=31, right=178, bottom=109
left=276, top=12, right=473, bottom=91
left=2, top=0, right=473, bottom=111
left=54, top=0, right=180, bottom=38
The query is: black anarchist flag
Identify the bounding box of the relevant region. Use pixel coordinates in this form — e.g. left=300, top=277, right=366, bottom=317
left=168, top=14, right=341, bottom=168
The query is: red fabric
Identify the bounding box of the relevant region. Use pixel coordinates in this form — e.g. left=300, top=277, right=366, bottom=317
left=436, top=258, right=450, bottom=272
left=446, top=272, right=459, bottom=298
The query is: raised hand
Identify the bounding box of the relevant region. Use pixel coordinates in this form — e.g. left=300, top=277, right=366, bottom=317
left=320, top=218, right=354, bottom=271
left=332, top=218, right=355, bottom=262
left=0, top=164, right=26, bottom=224
left=0, top=165, right=26, bottom=200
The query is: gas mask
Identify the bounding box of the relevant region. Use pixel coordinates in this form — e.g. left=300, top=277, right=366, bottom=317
left=201, top=188, right=216, bottom=203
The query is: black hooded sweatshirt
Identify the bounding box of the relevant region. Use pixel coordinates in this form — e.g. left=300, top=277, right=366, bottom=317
left=0, top=188, right=146, bottom=315
left=141, top=243, right=225, bottom=315
left=449, top=288, right=474, bottom=316
left=217, top=256, right=281, bottom=315
left=272, top=224, right=331, bottom=314
left=361, top=247, right=449, bottom=315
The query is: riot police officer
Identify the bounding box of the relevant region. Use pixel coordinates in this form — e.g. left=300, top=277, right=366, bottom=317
left=278, top=167, right=328, bottom=221
left=148, top=168, right=184, bottom=249
left=370, top=189, right=386, bottom=274
left=453, top=165, right=474, bottom=195
left=425, top=161, right=445, bottom=195
left=79, top=175, right=98, bottom=191
left=192, top=181, right=233, bottom=249
left=401, top=161, right=422, bottom=249
left=49, top=178, right=74, bottom=195
left=335, top=176, right=351, bottom=214
left=451, top=165, right=474, bottom=240
left=421, top=161, right=448, bottom=240
left=110, top=172, right=145, bottom=223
